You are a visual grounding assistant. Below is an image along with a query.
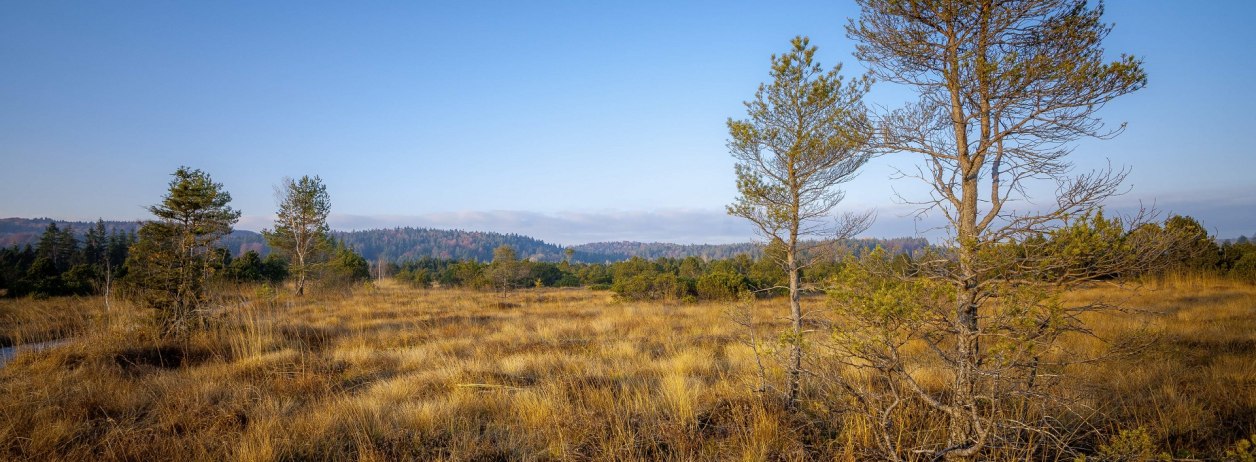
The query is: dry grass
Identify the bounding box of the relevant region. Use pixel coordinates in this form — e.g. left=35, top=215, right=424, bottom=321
left=0, top=277, right=1252, bottom=461
left=1068, top=276, right=1256, bottom=457
left=0, top=295, right=100, bottom=347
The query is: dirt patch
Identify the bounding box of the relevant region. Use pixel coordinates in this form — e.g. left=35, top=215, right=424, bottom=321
left=114, top=345, right=214, bottom=371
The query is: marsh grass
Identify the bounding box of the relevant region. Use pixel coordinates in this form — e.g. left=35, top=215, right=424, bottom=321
left=1070, top=276, right=1256, bottom=457
left=0, top=296, right=100, bottom=347
left=0, top=277, right=1252, bottom=460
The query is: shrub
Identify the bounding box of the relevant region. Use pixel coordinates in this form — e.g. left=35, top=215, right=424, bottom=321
left=695, top=271, right=747, bottom=301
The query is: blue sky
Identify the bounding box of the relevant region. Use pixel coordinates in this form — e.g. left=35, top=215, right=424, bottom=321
left=2, top=1, right=1253, bottom=244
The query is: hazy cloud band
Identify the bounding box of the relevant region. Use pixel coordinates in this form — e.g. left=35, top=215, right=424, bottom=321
left=230, top=191, right=1256, bottom=246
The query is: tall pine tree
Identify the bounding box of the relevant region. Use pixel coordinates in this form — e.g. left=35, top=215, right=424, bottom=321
left=126, top=167, right=240, bottom=338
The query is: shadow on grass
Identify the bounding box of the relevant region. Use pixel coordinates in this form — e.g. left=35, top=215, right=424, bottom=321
left=113, top=345, right=214, bottom=372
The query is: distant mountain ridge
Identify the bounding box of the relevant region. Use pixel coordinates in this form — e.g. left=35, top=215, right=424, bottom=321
left=0, top=218, right=928, bottom=263
left=332, top=227, right=596, bottom=263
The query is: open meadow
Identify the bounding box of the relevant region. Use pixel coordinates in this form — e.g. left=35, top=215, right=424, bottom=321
left=6, top=0, right=1256, bottom=460
left=0, top=276, right=1253, bottom=461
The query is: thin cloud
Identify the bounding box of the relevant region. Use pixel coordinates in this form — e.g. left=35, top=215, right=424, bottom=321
left=230, top=187, right=1256, bottom=246
left=235, top=209, right=924, bottom=245
left=322, top=210, right=758, bottom=245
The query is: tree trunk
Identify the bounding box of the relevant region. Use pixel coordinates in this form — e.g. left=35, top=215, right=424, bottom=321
left=946, top=24, right=982, bottom=447
left=785, top=244, right=803, bottom=407
left=295, top=250, right=306, bottom=296
left=103, top=258, right=112, bottom=312
left=949, top=163, right=982, bottom=457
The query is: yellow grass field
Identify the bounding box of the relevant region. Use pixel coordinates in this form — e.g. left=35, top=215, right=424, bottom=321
left=1, top=276, right=1253, bottom=461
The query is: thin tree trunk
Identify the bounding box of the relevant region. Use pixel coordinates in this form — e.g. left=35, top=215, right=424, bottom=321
left=785, top=143, right=804, bottom=408
left=295, top=250, right=306, bottom=296
left=103, top=260, right=112, bottom=312
left=787, top=258, right=802, bottom=407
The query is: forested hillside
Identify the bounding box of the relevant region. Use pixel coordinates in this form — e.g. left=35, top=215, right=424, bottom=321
left=570, top=241, right=762, bottom=261
left=0, top=218, right=266, bottom=256
left=322, top=230, right=932, bottom=263
left=0, top=218, right=141, bottom=247
left=2, top=218, right=931, bottom=264
left=332, top=227, right=590, bottom=262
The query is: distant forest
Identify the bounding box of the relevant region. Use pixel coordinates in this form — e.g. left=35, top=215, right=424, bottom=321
left=0, top=218, right=931, bottom=264
left=571, top=238, right=929, bottom=261
left=0, top=218, right=266, bottom=256
left=332, top=227, right=591, bottom=262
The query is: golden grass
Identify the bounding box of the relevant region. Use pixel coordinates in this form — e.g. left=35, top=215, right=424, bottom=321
left=0, top=295, right=100, bottom=347
left=0, top=277, right=1252, bottom=460
left=1068, top=277, right=1256, bottom=456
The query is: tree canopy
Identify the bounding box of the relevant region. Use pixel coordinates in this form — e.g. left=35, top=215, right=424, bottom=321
left=126, top=167, right=240, bottom=338
left=264, top=175, right=332, bottom=295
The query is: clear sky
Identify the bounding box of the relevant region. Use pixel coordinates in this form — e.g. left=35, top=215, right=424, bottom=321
left=2, top=1, right=1253, bottom=244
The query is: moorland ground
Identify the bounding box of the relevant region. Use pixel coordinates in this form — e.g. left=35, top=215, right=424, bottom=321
left=1, top=275, right=1253, bottom=461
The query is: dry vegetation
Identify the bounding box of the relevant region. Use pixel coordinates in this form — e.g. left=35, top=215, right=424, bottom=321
left=0, top=276, right=1253, bottom=461
left=1074, top=275, right=1256, bottom=457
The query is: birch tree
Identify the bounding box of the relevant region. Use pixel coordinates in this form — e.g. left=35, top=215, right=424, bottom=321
left=264, top=175, right=331, bottom=296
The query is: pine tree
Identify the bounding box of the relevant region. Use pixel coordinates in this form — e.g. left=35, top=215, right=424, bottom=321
left=726, top=36, right=874, bottom=406
left=844, top=1, right=1155, bottom=456
left=35, top=222, right=79, bottom=274
left=83, top=220, right=107, bottom=268
left=125, top=167, right=240, bottom=338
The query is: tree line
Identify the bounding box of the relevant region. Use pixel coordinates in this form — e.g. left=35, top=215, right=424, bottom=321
left=390, top=240, right=898, bottom=301
left=335, top=227, right=589, bottom=263
left=4, top=209, right=1249, bottom=303
left=391, top=245, right=791, bottom=301
left=0, top=221, right=134, bottom=297
left=0, top=168, right=370, bottom=340
left=332, top=227, right=931, bottom=264
left=570, top=237, right=930, bottom=262
left=0, top=217, right=935, bottom=270
left=381, top=213, right=1255, bottom=297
